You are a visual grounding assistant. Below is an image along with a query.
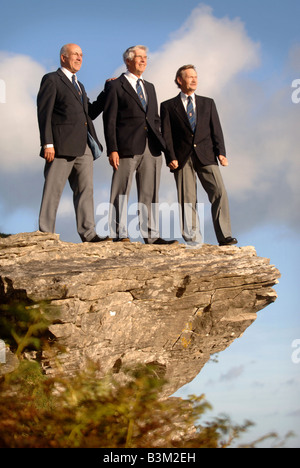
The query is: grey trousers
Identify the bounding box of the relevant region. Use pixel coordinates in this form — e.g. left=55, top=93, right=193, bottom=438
left=39, top=146, right=96, bottom=242
left=174, top=155, right=232, bottom=244
left=109, top=143, right=162, bottom=242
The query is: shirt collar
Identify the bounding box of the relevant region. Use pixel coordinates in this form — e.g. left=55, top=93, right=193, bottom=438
left=61, top=67, right=76, bottom=82
left=125, top=70, right=144, bottom=83
left=180, top=91, right=196, bottom=102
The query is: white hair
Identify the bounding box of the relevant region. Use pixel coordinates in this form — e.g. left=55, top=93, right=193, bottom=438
left=123, top=45, right=148, bottom=65
left=60, top=44, right=70, bottom=58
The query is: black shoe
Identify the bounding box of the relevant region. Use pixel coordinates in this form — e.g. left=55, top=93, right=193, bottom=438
left=149, top=238, right=179, bottom=245
left=84, top=235, right=112, bottom=243
left=219, top=237, right=238, bottom=246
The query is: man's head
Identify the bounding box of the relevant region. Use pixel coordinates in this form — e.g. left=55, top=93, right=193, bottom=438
left=123, top=45, right=148, bottom=77
left=175, top=65, right=198, bottom=95
left=60, top=43, right=83, bottom=74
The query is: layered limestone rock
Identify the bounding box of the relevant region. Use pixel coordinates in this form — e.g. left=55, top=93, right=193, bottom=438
left=0, top=231, right=280, bottom=396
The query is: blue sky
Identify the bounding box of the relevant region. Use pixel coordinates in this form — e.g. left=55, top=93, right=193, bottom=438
left=0, top=0, right=299, bottom=447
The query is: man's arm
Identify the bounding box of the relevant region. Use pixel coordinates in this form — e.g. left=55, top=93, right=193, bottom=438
left=160, top=102, right=178, bottom=169
left=149, top=83, right=162, bottom=133
left=88, top=91, right=106, bottom=120
left=37, top=74, right=56, bottom=162
left=103, top=81, right=120, bottom=169
left=88, top=79, right=116, bottom=120
left=210, top=99, right=227, bottom=165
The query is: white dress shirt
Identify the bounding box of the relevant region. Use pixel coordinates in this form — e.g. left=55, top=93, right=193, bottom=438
left=61, top=67, right=79, bottom=85
left=124, top=71, right=148, bottom=104
left=180, top=92, right=196, bottom=112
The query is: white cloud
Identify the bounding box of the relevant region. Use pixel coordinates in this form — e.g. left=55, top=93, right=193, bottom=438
left=146, top=5, right=260, bottom=102
left=218, top=77, right=300, bottom=230
left=0, top=52, right=45, bottom=171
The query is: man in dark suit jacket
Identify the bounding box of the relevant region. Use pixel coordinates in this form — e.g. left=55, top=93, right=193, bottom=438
left=161, top=65, right=237, bottom=246
left=37, top=43, right=108, bottom=243
left=101, top=45, right=176, bottom=244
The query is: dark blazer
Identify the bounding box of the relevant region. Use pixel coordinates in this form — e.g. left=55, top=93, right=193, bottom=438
left=103, top=74, right=165, bottom=157
left=88, top=88, right=106, bottom=120
left=160, top=94, right=226, bottom=169
left=37, top=68, right=102, bottom=158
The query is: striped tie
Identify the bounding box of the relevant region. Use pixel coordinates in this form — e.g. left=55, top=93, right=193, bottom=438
left=136, top=79, right=147, bottom=111
left=187, top=96, right=196, bottom=132
left=72, top=74, right=83, bottom=102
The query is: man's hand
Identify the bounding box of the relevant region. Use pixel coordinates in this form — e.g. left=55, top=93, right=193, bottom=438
left=109, top=152, right=120, bottom=170
left=168, top=160, right=179, bottom=171
left=44, top=147, right=55, bottom=163
left=218, top=155, right=229, bottom=167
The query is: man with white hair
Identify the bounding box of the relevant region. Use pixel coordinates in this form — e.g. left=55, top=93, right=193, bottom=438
left=100, top=45, right=177, bottom=244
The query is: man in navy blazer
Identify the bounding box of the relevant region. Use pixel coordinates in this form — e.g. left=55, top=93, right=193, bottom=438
left=161, top=65, right=237, bottom=246
left=100, top=45, right=176, bottom=244
left=37, top=43, right=107, bottom=243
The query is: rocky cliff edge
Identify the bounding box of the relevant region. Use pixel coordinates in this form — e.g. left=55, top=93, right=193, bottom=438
left=0, top=231, right=280, bottom=396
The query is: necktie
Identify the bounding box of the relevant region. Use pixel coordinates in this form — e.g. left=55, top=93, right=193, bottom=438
left=187, top=96, right=196, bottom=132
left=136, top=79, right=147, bottom=111
left=72, top=74, right=83, bottom=102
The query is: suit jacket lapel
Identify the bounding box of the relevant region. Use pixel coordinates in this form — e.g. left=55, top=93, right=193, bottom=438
left=57, top=68, right=84, bottom=105
left=174, top=93, right=192, bottom=131
left=120, top=74, right=147, bottom=112
left=79, top=80, right=89, bottom=113
left=143, top=81, right=152, bottom=113
left=174, top=94, right=206, bottom=133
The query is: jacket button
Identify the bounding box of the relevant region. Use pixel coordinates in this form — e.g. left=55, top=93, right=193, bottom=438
left=194, top=144, right=197, bottom=148
left=84, top=122, right=87, bottom=126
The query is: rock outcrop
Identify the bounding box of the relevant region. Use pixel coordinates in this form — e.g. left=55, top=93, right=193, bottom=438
left=0, top=231, right=280, bottom=396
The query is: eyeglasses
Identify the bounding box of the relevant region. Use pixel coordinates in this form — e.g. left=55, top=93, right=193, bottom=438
left=67, top=52, right=83, bottom=58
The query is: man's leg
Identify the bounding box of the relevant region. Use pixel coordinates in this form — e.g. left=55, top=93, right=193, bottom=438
left=68, top=146, right=97, bottom=242
left=174, top=157, right=202, bottom=244
left=135, top=145, right=163, bottom=243
left=39, top=157, right=74, bottom=233
left=109, top=157, right=137, bottom=240
left=196, top=163, right=232, bottom=243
